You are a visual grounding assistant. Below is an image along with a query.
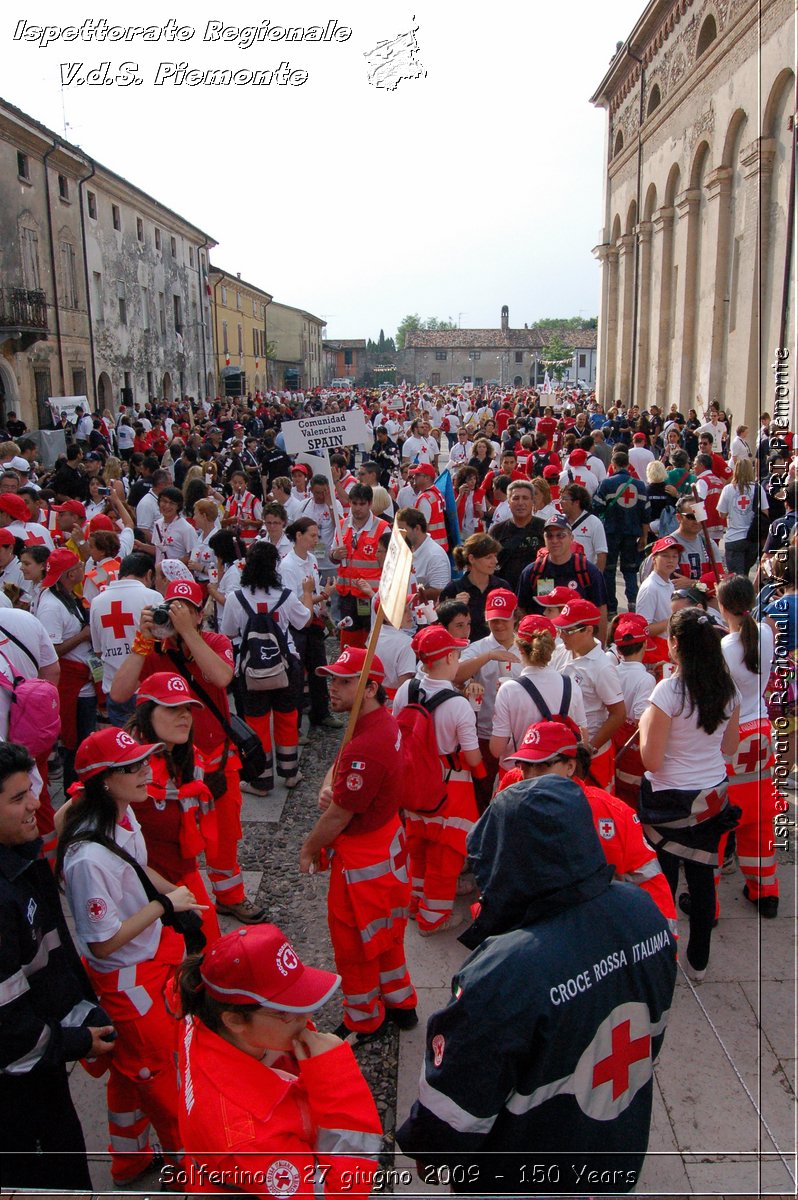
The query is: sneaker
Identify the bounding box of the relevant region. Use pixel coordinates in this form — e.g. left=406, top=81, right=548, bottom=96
left=678, top=891, right=718, bottom=928
left=216, top=897, right=268, bottom=924
left=418, top=914, right=463, bottom=938
left=386, top=1006, right=419, bottom=1030
left=721, top=852, right=738, bottom=875
left=283, top=772, right=304, bottom=790
left=314, top=713, right=344, bottom=729
left=297, top=730, right=310, bottom=746
left=682, top=957, right=706, bottom=984
left=240, top=780, right=272, bottom=796
left=333, top=1019, right=388, bottom=1044
left=743, top=884, right=779, bottom=918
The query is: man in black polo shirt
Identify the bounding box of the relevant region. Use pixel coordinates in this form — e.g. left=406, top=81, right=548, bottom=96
left=517, top=513, right=609, bottom=642
left=488, top=479, right=545, bottom=591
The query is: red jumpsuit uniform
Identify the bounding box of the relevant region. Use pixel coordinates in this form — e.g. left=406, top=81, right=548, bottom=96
left=328, top=706, right=416, bottom=1033
left=131, top=752, right=221, bottom=943
left=140, top=635, right=247, bottom=907
left=178, top=1019, right=382, bottom=1199
left=721, top=719, right=781, bottom=906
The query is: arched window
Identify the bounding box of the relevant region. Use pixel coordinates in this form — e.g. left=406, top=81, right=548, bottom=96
left=696, top=14, right=717, bottom=57
left=647, top=84, right=661, bottom=117
left=614, top=129, right=624, bottom=156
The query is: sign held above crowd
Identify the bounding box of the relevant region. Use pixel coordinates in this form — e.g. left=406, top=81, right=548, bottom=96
left=281, top=410, right=370, bottom=454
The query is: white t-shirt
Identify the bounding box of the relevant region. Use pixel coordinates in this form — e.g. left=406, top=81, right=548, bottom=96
left=375, top=626, right=417, bottom=692
left=410, top=536, right=452, bottom=591
left=730, top=436, right=751, bottom=463
left=6, top=521, right=55, bottom=551
left=0, top=555, right=31, bottom=601
left=279, top=549, right=324, bottom=619
left=447, top=441, right=473, bottom=469
left=491, top=664, right=587, bottom=766
left=644, top=674, right=739, bottom=791
left=220, top=582, right=310, bottom=654
left=90, top=577, right=163, bottom=693
left=567, top=512, right=608, bottom=564
left=717, top=483, right=768, bottom=543
left=459, top=634, right=524, bottom=738
left=189, top=523, right=221, bottom=581
left=559, top=466, right=598, bottom=498
left=721, top=623, right=774, bottom=724
left=402, top=436, right=439, bottom=465
left=37, top=588, right=94, bottom=697
left=614, top=658, right=656, bottom=721
left=116, top=423, right=135, bottom=451
left=635, top=572, right=674, bottom=624
left=152, top=515, right=197, bottom=564
left=217, top=560, right=243, bottom=601
left=628, top=446, right=656, bottom=478
left=135, top=490, right=160, bottom=533
left=63, top=811, right=162, bottom=972
left=697, top=421, right=726, bottom=452
left=393, top=673, right=479, bottom=754
left=560, top=641, right=624, bottom=748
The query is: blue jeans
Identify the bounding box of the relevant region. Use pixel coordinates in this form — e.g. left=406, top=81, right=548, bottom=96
left=603, top=532, right=642, bottom=611
left=724, top=538, right=757, bottom=577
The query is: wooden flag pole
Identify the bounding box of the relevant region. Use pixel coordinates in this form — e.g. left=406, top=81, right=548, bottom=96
left=690, top=484, right=723, bottom=579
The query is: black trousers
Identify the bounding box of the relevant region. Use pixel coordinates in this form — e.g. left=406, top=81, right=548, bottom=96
left=656, top=847, right=716, bottom=971
left=292, top=623, right=331, bottom=723
left=0, top=1063, right=92, bottom=1190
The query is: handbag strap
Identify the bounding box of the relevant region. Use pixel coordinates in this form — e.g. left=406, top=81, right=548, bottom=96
left=165, top=647, right=237, bottom=745
left=0, top=623, right=38, bottom=671
left=91, top=832, right=160, bottom=902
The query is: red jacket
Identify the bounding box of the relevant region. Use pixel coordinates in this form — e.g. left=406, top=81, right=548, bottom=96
left=179, top=1019, right=382, bottom=1199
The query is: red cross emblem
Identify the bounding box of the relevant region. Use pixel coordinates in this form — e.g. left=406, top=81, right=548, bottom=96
left=592, top=1018, right=651, bottom=1100
left=100, top=601, right=136, bottom=639
left=86, top=897, right=107, bottom=921
left=616, top=485, right=638, bottom=508
left=737, top=738, right=763, bottom=775
left=737, top=495, right=750, bottom=510
left=24, top=532, right=46, bottom=546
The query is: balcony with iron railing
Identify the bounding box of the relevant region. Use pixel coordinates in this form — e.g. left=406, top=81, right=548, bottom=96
left=0, top=287, right=48, bottom=349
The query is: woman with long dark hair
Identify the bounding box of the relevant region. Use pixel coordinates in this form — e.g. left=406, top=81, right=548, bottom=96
left=639, top=608, right=740, bottom=981
left=127, top=671, right=221, bottom=942
left=438, top=532, right=508, bottom=642
left=220, top=540, right=313, bottom=793
left=717, top=574, right=780, bottom=916
left=57, top=728, right=205, bottom=1186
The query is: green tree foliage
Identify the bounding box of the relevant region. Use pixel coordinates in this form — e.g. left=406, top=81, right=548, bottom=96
left=396, top=314, right=457, bottom=349
left=540, top=333, right=573, bottom=382
left=534, top=316, right=597, bottom=330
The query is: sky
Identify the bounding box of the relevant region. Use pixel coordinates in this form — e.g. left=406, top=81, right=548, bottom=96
left=2, top=1, right=647, bottom=341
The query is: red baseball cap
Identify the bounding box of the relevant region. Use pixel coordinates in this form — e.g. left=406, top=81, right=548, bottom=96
left=164, top=579, right=204, bottom=608
left=517, top=613, right=556, bottom=639
left=201, top=924, right=340, bottom=1012
left=53, top=499, right=87, bottom=519
left=0, top=495, right=29, bottom=522
left=633, top=432, right=648, bottom=443
left=698, top=570, right=722, bottom=595
left=542, top=465, right=560, bottom=480
left=484, top=588, right=518, bottom=620
left=88, top=515, right=115, bottom=533
left=410, top=463, right=436, bottom=479
left=613, top=615, right=653, bottom=648
left=505, top=718, right=580, bottom=764
left=75, top=728, right=163, bottom=781
left=536, top=585, right=580, bottom=607
left=42, top=547, right=80, bottom=589
left=317, top=646, right=385, bottom=681
left=569, top=449, right=588, bottom=465
left=136, top=672, right=203, bottom=708
left=552, top=598, right=602, bottom=629
left=411, top=624, right=467, bottom=662
left=651, top=536, right=680, bottom=555
left=291, top=463, right=312, bottom=478
left=0, top=528, right=16, bottom=547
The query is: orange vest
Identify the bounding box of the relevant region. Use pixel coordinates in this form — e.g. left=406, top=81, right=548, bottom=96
left=226, top=491, right=260, bottom=541
left=147, top=753, right=218, bottom=863
left=336, top=516, right=390, bottom=597
left=418, top=485, right=449, bottom=551
left=85, top=556, right=121, bottom=596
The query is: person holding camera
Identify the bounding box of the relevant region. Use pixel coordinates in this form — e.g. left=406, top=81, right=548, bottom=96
left=57, top=728, right=206, bottom=1186
left=110, top=579, right=267, bottom=924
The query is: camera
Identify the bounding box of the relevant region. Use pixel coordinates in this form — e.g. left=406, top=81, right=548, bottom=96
left=151, top=605, right=174, bottom=639
left=97, top=486, right=111, bottom=497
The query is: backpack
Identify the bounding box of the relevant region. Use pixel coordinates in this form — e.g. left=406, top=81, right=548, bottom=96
left=235, top=589, right=292, bottom=691
left=396, top=679, right=461, bottom=814
left=0, top=647, right=60, bottom=757
left=524, top=549, right=592, bottom=596
left=515, top=675, right=573, bottom=730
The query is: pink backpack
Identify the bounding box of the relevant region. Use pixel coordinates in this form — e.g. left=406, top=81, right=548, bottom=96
left=0, top=649, right=61, bottom=757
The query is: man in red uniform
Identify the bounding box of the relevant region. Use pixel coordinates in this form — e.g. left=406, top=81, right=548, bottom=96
left=110, top=579, right=266, bottom=924
left=299, top=648, right=417, bottom=1038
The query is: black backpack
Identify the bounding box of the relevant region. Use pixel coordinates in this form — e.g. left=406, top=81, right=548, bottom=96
left=235, top=589, right=292, bottom=691
left=514, top=675, right=573, bottom=739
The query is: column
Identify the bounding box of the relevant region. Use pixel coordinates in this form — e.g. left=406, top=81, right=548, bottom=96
left=704, top=166, right=734, bottom=406
left=593, top=241, right=614, bottom=404
left=739, top=138, right=776, bottom=430
left=635, top=220, right=654, bottom=407
left=653, top=206, right=675, bottom=410
left=674, top=188, right=701, bottom=411
left=616, top=233, right=636, bottom=406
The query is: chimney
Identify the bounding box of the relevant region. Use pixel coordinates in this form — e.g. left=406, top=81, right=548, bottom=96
left=501, top=305, right=509, bottom=334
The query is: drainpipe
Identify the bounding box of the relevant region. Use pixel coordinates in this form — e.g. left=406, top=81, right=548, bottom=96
left=628, top=48, right=645, bottom=404
left=76, top=155, right=97, bottom=411
left=42, top=140, right=66, bottom=398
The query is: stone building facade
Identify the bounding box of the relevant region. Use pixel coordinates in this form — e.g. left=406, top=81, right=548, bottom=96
left=324, top=338, right=368, bottom=383
left=398, top=308, right=597, bottom=388
left=268, top=301, right=326, bottom=390
left=209, top=267, right=273, bottom=397
left=0, top=96, right=216, bottom=428
left=591, top=0, right=795, bottom=430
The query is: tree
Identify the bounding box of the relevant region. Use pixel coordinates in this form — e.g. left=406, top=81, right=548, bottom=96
left=396, top=314, right=458, bottom=350
left=540, top=333, right=573, bottom=382
left=534, top=316, right=597, bottom=330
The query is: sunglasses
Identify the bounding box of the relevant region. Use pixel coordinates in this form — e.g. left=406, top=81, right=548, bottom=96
left=112, top=759, right=148, bottom=775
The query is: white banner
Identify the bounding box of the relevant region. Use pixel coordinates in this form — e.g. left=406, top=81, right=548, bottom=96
left=379, top=523, right=414, bottom=629
left=281, top=409, right=370, bottom=454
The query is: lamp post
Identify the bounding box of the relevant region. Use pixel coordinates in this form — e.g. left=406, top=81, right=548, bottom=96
left=468, top=349, right=479, bottom=384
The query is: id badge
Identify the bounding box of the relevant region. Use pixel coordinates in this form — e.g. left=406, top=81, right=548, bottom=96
left=536, top=577, right=555, bottom=597
left=356, top=598, right=371, bottom=617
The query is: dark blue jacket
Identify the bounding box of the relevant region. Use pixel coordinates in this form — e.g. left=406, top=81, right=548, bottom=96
left=397, top=776, right=676, bottom=1195
left=594, top=472, right=650, bottom=535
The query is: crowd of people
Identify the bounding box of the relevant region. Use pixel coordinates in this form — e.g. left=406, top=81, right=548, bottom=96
left=0, top=382, right=794, bottom=1196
